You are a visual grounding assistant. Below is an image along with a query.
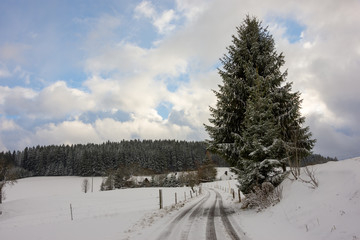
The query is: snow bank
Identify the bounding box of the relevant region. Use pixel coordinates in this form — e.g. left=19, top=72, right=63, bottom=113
left=227, top=157, right=360, bottom=240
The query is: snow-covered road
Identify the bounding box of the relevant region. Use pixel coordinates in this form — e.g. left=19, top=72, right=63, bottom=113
left=132, top=188, right=248, bottom=240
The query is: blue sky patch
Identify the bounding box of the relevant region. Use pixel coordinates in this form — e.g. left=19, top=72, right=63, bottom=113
left=0, top=114, right=20, bottom=120
left=164, top=72, right=190, bottom=92
left=273, top=17, right=306, bottom=43
left=336, top=127, right=353, bottom=137
left=156, top=101, right=173, bottom=119
left=166, top=82, right=179, bottom=92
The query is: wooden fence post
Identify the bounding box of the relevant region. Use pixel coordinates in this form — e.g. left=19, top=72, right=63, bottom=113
left=238, top=189, right=242, bottom=203
left=70, top=203, right=73, bottom=221
left=91, top=177, right=94, bottom=193
left=190, top=191, right=193, bottom=198
left=232, top=189, right=235, bottom=199
left=175, top=192, right=177, bottom=204
left=159, top=189, right=163, bottom=209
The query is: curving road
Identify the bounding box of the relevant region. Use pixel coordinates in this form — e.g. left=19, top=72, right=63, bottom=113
left=152, top=188, right=248, bottom=240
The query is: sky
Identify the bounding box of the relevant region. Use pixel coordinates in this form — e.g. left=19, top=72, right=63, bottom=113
left=0, top=0, right=359, bottom=160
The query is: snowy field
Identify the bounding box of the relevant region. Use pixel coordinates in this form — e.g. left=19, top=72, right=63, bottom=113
left=0, top=176, right=201, bottom=240
left=1, top=159, right=360, bottom=240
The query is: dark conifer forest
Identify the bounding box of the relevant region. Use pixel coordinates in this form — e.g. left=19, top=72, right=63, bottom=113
left=0, top=140, right=228, bottom=177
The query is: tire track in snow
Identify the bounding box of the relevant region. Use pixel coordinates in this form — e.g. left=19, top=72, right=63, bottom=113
left=215, top=190, right=241, bottom=240
left=180, top=191, right=210, bottom=240
left=156, top=191, right=210, bottom=240
left=206, top=190, right=218, bottom=240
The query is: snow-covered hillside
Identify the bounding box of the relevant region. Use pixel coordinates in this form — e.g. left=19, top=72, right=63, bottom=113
left=227, top=157, right=360, bottom=240
left=1, top=159, right=359, bottom=240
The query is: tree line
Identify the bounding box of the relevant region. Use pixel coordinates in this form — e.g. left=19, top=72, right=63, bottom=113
left=0, top=140, right=227, bottom=177
left=301, top=154, right=337, bottom=166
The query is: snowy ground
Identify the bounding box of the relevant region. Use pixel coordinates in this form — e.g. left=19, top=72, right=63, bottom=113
left=0, top=176, right=201, bottom=240
left=1, top=158, right=359, bottom=240
left=230, top=157, right=360, bottom=240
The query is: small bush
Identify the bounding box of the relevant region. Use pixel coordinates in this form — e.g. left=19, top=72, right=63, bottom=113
left=241, top=182, right=283, bottom=210
left=100, top=174, right=114, bottom=191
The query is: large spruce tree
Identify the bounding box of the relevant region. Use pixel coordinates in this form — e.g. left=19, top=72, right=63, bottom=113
left=205, top=16, right=315, bottom=193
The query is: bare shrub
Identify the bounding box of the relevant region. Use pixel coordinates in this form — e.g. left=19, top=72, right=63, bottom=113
left=197, top=160, right=217, bottom=183
left=82, top=179, right=89, bottom=193
left=0, top=159, right=17, bottom=204
left=300, top=166, right=319, bottom=188
left=241, top=182, right=283, bottom=210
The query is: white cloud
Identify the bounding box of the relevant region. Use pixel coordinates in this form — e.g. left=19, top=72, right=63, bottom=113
left=0, top=117, right=20, bottom=131
left=0, top=82, right=92, bottom=119
left=0, top=86, right=36, bottom=108
left=14, top=117, right=194, bottom=149
left=34, top=120, right=101, bottom=146
left=85, top=41, right=188, bottom=77
left=175, top=0, right=209, bottom=22
left=84, top=74, right=166, bottom=116
left=0, top=117, right=30, bottom=152
left=35, top=82, right=93, bottom=118
left=153, top=9, right=177, bottom=34
left=134, top=1, right=178, bottom=34
left=94, top=117, right=192, bottom=141
left=83, top=40, right=190, bottom=117
left=134, top=1, right=156, bottom=19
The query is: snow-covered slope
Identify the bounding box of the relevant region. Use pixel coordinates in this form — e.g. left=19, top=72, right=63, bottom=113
left=1, top=159, right=359, bottom=240
left=228, top=157, right=360, bottom=240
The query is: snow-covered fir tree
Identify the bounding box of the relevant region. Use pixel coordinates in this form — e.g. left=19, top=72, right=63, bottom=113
left=235, top=75, right=285, bottom=193
left=272, top=82, right=316, bottom=177
left=205, top=16, right=315, bottom=193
